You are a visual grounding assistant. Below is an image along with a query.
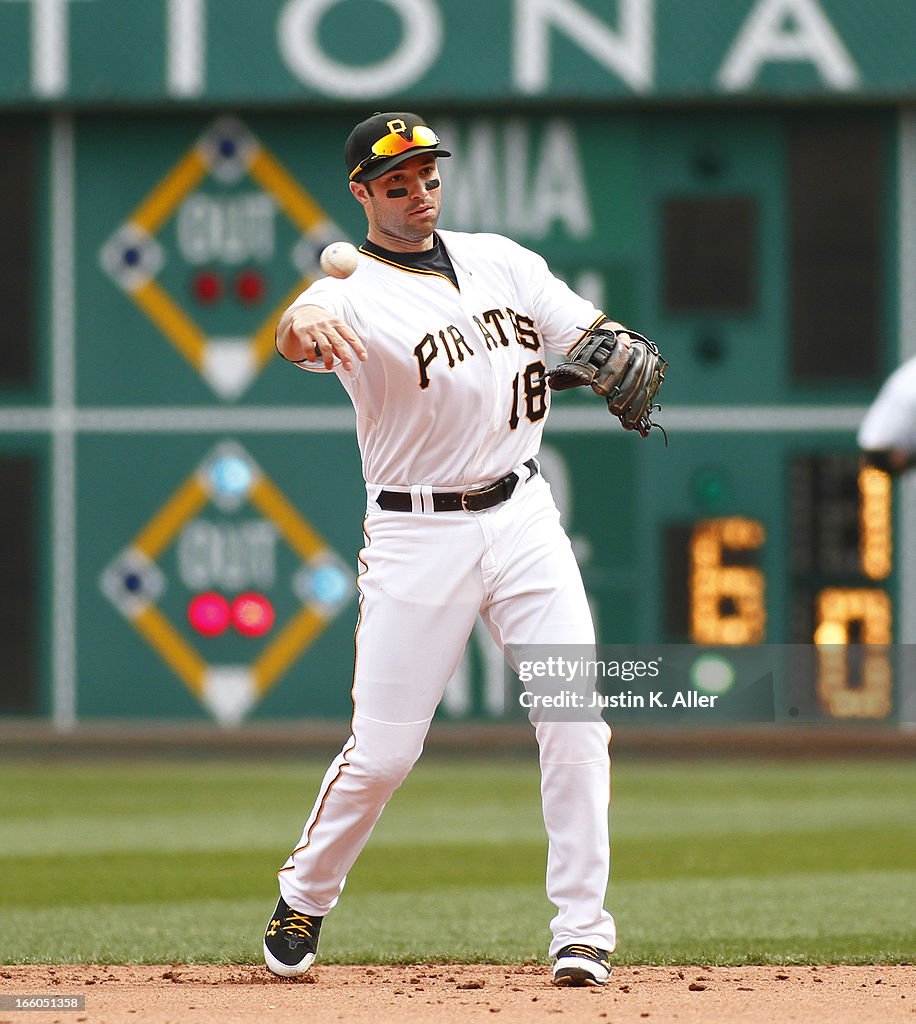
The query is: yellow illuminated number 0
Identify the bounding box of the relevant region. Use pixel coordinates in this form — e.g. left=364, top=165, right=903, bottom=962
left=812, top=465, right=893, bottom=719
left=689, top=517, right=766, bottom=644
left=813, top=589, right=892, bottom=718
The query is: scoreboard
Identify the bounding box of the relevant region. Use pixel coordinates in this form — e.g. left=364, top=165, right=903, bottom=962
left=662, top=452, right=893, bottom=648
left=658, top=446, right=897, bottom=722
left=0, top=106, right=912, bottom=727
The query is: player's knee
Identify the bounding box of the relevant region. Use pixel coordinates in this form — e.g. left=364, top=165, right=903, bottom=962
left=535, top=719, right=611, bottom=763
left=351, top=743, right=422, bottom=788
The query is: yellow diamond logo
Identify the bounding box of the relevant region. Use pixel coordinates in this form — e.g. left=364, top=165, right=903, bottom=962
left=100, top=442, right=353, bottom=725
left=99, top=117, right=348, bottom=399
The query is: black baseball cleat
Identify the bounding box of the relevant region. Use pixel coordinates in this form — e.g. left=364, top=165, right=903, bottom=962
left=263, top=896, right=323, bottom=978
left=552, top=944, right=612, bottom=987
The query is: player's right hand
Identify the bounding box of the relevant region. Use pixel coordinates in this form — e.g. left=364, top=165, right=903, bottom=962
left=276, top=304, right=368, bottom=371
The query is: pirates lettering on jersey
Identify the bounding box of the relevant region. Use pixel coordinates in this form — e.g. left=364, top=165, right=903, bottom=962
left=474, top=308, right=541, bottom=352
left=414, top=307, right=545, bottom=389
left=507, top=308, right=540, bottom=351
left=414, top=326, right=475, bottom=389
left=476, top=309, right=511, bottom=350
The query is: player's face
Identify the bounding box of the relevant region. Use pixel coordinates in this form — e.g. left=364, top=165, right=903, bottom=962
left=351, top=154, right=442, bottom=251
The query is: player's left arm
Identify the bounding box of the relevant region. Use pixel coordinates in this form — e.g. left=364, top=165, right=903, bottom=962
left=514, top=244, right=668, bottom=438
left=507, top=243, right=627, bottom=353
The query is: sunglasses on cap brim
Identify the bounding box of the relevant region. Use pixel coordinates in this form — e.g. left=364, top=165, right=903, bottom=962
left=349, top=125, right=441, bottom=181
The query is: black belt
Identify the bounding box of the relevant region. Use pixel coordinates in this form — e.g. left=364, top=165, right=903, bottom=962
left=377, top=459, right=539, bottom=513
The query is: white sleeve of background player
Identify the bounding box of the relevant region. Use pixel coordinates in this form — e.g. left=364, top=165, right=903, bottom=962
left=858, top=356, right=916, bottom=451
left=284, top=279, right=364, bottom=376
left=509, top=241, right=606, bottom=354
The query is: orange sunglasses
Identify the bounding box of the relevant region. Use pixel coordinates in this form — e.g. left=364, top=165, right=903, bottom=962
left=349, top=125, right=440, bottom=180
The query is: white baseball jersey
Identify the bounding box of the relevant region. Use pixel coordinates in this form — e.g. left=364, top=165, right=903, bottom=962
left=858, top=355, right=916, bottom=451
left=291, top=230, right=605, bottom=489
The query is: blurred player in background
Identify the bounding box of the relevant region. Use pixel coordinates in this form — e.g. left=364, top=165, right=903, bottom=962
left=260, top=110, right=646, bottom=987
left=858, top=355, right=916, bottom=474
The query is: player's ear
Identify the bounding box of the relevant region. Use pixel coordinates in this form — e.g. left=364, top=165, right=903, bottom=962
left=350, top=180, right=372, bottom=205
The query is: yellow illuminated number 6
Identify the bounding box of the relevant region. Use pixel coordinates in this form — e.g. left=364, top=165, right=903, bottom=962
left=689, top=517, right=766, bottom=644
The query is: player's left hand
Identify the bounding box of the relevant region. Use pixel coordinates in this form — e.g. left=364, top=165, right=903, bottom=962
left=547, top=324, right=668, bottom=439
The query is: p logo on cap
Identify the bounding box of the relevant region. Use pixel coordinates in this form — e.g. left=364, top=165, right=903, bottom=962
left=345, top=111, right=451, bottom=182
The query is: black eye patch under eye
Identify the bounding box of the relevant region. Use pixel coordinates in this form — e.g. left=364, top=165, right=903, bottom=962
left=386, top=187, right=408, bottom=198
left=424, top=179, right=440, bottom=191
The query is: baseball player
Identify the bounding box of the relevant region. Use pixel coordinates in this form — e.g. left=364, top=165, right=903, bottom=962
left=263, top=111, right=659, bottom=987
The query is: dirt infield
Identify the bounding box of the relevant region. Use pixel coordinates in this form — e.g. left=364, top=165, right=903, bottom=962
left=1, top=964, right=911, bottom=1024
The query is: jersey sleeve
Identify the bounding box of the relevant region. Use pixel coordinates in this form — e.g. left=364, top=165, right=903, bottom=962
left=508, top=240, right=607, bottom=355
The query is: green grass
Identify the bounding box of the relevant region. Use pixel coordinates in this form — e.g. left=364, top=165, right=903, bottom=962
left=0, top=756, right=913, bottom=965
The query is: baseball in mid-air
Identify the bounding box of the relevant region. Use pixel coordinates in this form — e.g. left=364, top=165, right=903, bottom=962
left=320, top=242, right=360, bottom=279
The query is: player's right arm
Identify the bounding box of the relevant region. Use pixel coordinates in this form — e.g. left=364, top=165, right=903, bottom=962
left=275, top=303, right=368, bottom=371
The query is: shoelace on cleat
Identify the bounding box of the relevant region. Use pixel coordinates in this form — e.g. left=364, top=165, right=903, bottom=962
left=282, top=911, right=317, bottom=938
left=563, top=945, right=606, bottom=962
left=267, top=911, right=317, bottom=940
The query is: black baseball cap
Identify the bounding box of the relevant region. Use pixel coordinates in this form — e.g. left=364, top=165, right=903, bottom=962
left=345, top=111, right=450, bottom=182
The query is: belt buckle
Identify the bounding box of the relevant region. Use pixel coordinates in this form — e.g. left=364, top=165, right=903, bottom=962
left=460, top=482, right=496, bottom=513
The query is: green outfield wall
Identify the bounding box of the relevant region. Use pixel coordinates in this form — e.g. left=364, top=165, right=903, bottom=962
left=0, top=1, right=914, bottom=728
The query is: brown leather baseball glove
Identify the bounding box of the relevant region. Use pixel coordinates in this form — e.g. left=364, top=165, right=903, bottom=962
left=547, top=326, right=668, bottom=439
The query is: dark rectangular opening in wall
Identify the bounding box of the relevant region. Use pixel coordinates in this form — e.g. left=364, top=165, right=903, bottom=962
left=0, top=456, right=36, bottom=712
left=0, top=119, right=36, bottom=386
left=663, top=196, right=757, bottom=312
left=663, top=522, right=693, bottom=641
left=788, top=115, right=885, bottom=382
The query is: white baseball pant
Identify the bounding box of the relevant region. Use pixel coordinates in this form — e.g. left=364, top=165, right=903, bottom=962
left=278, top=471, right=616, bottom=956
